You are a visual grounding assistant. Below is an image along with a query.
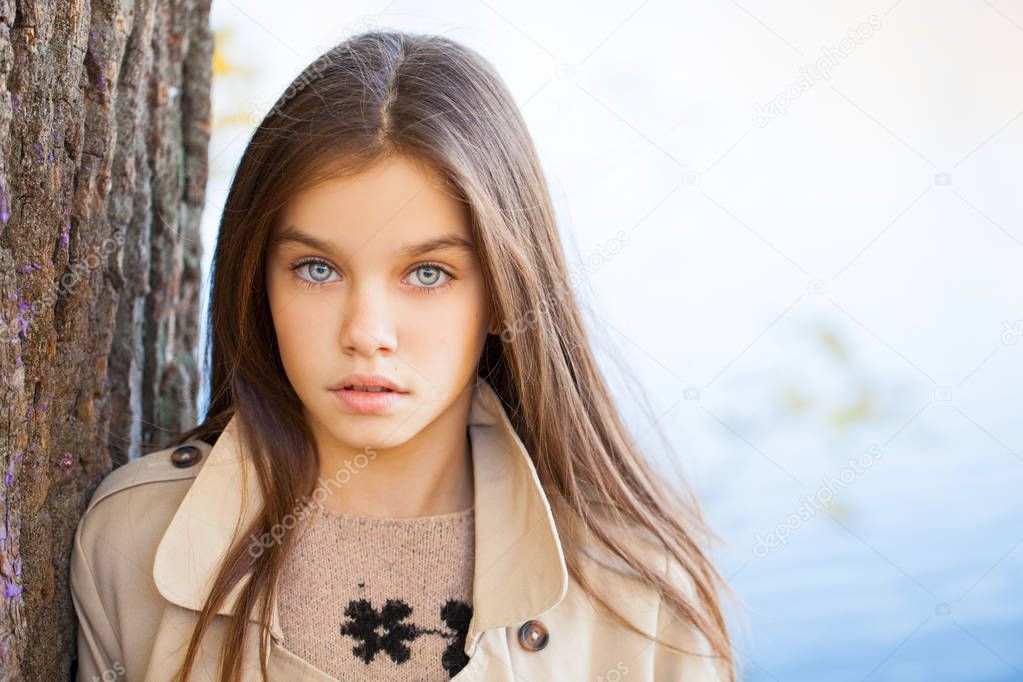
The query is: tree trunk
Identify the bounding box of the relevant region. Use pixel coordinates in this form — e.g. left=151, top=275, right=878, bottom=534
left=0, top=0, right=212, bottom=677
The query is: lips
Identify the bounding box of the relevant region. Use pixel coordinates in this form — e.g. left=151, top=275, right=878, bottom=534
left=330, top=380, right=407, bottom=414
left=329, top=372, right=405, bottom=393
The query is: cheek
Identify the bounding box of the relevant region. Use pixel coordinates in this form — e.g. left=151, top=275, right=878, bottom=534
left=399, top=290, right=488, bottom=364
left=267, top=275, right=337, bottom=372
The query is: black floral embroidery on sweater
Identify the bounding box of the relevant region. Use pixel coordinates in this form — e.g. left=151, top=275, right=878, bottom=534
left=439, top=599, right=473, bottom=675
left=340, top=599, right=417, bottom=664
left=339, top=597, right=473, bottom=677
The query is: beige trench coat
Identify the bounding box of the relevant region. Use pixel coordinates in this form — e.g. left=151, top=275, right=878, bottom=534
left=70, top=379, right=725, bottom=681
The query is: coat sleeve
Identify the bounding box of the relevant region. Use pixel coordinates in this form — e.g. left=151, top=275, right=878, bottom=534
left=651, top=553, right=730, bottom=682
left=69, top=511, right=126, bottom=681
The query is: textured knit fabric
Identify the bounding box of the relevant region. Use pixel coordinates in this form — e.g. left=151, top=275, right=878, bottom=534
left=277, top=502, right=476, bottom=681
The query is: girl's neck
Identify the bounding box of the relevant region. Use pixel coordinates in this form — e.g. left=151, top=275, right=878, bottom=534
left=311, top=413, right=474, bottom=519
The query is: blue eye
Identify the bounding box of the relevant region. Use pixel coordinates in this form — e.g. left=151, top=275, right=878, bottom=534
left=306, top=262, right=335, bottom=282
left=414, top=265, right=441, bottom=286
left=408, top=263, right=453, bottom=290
left=292, top=259, right=339, bottom=286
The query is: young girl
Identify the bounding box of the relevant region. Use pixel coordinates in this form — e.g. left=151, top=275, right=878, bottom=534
left=70, top=29, right=737, bottom=682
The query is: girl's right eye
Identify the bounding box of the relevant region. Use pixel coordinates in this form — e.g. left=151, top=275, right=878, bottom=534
left=291, top=258, right=340, bottom=287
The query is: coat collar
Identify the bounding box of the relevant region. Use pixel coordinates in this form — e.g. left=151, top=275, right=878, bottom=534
left=152, top=377, right=569, bottom=659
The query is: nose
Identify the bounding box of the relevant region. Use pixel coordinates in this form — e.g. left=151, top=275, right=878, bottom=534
left=338, top=282, right=398, bottom=357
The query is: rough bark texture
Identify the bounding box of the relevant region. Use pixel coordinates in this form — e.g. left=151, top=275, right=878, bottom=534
left=0, top=0, right=212, bottom=677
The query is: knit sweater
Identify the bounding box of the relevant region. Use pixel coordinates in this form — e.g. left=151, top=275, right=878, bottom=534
left=277, top=502, right=476, bottom=681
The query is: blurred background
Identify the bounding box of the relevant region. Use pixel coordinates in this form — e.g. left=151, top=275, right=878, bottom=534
left=200, top=2, right=1023, bottom=680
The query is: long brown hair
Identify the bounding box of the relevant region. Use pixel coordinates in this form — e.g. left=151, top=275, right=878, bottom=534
left=163, top=29, right=737, bottom=681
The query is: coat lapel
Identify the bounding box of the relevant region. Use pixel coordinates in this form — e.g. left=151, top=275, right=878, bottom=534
left=461, top=377, right=569, bottom=654
left=151, top=377, right=569, bottom=664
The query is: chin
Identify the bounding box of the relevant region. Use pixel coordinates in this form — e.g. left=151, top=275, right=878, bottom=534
left=328, top=416, right=411, bottom=450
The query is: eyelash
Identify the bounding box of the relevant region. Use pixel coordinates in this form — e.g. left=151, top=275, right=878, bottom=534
left=288, top=258, right=455, bottom=294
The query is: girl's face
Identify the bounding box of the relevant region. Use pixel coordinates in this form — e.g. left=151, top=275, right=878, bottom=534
left=265, top=154, right=494, bottom=451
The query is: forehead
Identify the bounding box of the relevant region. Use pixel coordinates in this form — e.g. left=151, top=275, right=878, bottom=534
left=274, top=154, right=472, bottom=257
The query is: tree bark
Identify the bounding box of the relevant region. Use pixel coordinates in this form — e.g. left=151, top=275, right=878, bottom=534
left=0, top=0, right=212, bottom=677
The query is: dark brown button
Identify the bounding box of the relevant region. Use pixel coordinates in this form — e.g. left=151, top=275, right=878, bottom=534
left=517, top=620, right=549, bottom=651
left=170, top=445, right=202, bottom=468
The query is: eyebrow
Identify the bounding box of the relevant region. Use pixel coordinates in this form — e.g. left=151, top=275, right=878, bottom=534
left=270, top=225, right=475, bottom=259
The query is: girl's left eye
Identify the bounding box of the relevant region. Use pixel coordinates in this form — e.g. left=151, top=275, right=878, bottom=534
left=406, top=263, right=453, bottom=290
